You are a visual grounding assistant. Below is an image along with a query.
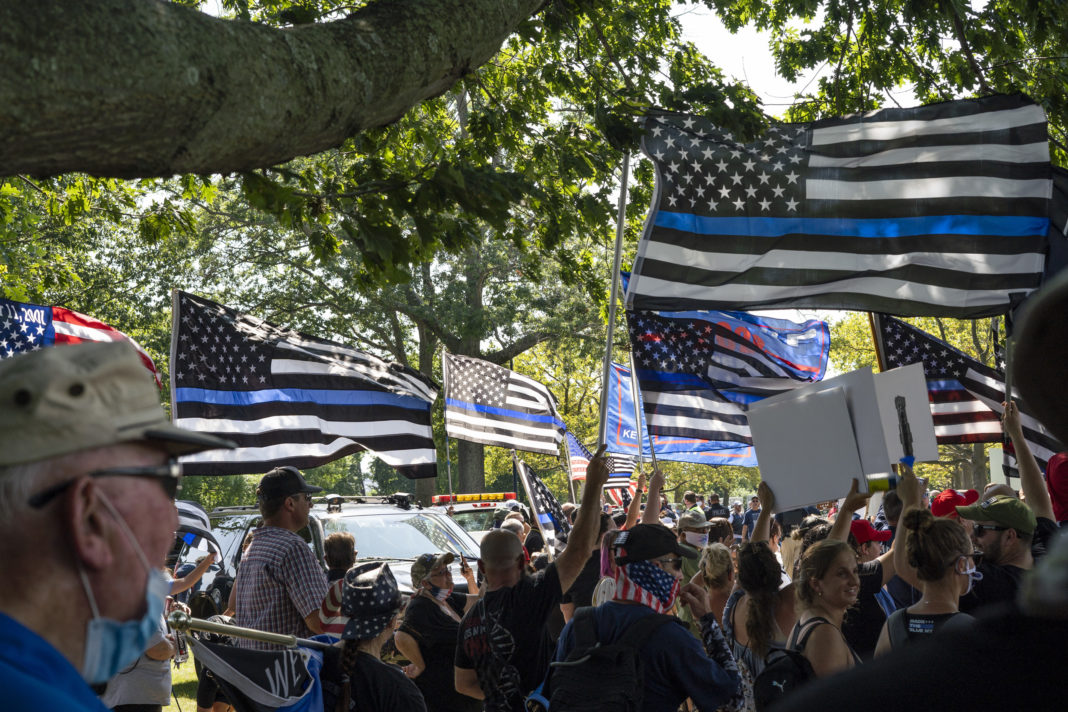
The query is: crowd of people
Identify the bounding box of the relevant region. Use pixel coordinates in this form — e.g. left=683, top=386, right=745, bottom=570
left=2, top=284, right=1068, bottom=712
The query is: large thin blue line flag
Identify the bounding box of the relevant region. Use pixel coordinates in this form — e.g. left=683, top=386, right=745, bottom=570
left=626, top=94, right=1051, bottom=317
left=443, top=352, right=564, bottom=455
left=170, top=291, right=439, bottom=478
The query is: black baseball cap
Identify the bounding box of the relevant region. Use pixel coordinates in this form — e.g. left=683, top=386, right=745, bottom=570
left=612, top=523, right=698, bottom=565
left=257, top=466, right=323, bottom=500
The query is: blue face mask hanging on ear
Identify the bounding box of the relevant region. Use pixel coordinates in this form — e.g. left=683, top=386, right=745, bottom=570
left=77, top=492, right=171, bottom=684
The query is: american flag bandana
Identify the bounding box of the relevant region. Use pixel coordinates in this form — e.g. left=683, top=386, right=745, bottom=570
left=612, top=560, right=680, bottom=614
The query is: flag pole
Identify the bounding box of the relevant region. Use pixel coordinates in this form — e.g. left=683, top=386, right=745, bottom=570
left=869, top=313, right=887, bottom=373
left=598, top=151, right=631, bottom=450
left=628, top=349, right=656, bottom=473
left=561, top=439, right=578, bottom=504
left=441, top=347, right=455, bottom=497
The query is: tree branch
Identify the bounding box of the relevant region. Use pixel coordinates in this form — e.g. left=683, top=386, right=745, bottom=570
left=0, top=0, right=547, bottom=178
left=949, top=5, right=993, bottom=95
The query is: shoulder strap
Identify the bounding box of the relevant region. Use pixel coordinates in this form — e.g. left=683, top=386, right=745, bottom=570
left=616, top=612, right=675, bottom=650
left=788, top=617, right=829, bottom=652
left=887, top=608, right=908, bottom=649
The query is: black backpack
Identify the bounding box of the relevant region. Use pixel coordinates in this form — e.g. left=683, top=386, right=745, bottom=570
left=539, top=607, right=674, bottom=712
left=752, top=617, right=827, bottom=711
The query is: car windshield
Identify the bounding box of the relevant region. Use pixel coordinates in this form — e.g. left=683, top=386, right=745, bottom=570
left=322, top=511, right=479, bottom=560
left=451, top=509, right=497, bottom=534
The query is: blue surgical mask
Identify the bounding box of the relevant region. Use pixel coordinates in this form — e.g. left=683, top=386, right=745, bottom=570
left=78, top=493, right=170, bottom=684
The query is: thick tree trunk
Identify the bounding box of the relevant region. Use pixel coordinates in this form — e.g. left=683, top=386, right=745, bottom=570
left=0, top=0, right=545, bottom=178
left=457, top=438, right=486, bottom=493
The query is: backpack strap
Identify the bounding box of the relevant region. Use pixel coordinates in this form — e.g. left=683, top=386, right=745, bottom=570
left=886, top=608, right=908, bottom=650
left=571, top=607, right=601, bottom=653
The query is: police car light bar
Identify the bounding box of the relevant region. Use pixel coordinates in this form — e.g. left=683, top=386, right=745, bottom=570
left=431, top=492, right=517, bottom=505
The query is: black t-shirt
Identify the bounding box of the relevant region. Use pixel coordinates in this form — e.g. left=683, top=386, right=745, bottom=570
left=455, top=563, right=563, bottom=712
left=959, top=517, right=1059, bottom=615
left=561, top=552, right=600, bottom=607
left=398, top=593, right=481, bottom=712
left=842, top=559, right=885, bottom=661
left=322, top=650, right=427, bottom=712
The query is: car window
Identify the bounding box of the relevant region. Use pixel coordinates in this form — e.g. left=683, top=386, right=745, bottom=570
left=322, top=511, right=479, bottom=560
left=451, top=509, right=498, bottom=534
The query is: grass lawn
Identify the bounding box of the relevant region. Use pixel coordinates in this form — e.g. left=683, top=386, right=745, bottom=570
left=163, top=655, right=199, bottom=712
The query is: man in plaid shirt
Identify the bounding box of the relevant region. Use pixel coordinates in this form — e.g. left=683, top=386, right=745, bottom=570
left=234, top=467, right=329, bottom=649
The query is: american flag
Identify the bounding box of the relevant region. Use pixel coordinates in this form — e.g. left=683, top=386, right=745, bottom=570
left=626, top=309, right=828, bottom=445
left=170, top=291, right=439, bottom=478
left=444, top=352, right=564, bottom=456
left=626, top=94, right=1051, bottom=318
left=0, top=297, right=160, bottom=386
left=564, top=430, right=637, bottom=507
left=873, top=314, right=1062, bottom=469
left=515, top=455, right=571, bottom=550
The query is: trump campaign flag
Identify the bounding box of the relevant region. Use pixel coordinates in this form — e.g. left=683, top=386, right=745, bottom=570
left=0, top=297, right=160, bottom=385
left=170, top=291, right=439, bottom=478
left=626, top=94, right=1052, bottom=318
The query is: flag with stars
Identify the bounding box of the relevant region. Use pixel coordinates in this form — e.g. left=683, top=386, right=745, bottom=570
left=443, top=352, right=564, bottom=456
left=170, top=291, right=439, bottom=479
left=564, top=429, right=637, bottom=509
left=0, top=297, right=160, bottom=385
left=627, top=309, right=829, bottom=445
left=626, top=94, right=1052, bottom=318
left=872, top=313, right=1062, bottom=469
left=515, top=454, right=570, bottom=551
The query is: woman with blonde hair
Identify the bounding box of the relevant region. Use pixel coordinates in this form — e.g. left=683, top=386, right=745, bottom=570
left=874, top=508, right=976, bottom=654
left=695, top=542, right=734, bottom=625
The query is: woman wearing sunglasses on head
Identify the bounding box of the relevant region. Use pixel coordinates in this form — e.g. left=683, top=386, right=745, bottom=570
left=873, top=508, right=977, bottom=655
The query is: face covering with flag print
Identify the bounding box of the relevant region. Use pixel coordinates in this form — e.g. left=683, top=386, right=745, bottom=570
left=612, top=560, right=681, bottom=613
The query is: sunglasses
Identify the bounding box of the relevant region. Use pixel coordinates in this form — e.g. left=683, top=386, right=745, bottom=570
left=27, top=463, right=182, bottom=508
left=289, top=493, right=313, bottom=504
left=656, top=557, right=684, bottom=572
left=973, top=524, right=1009, bottom=537
left=958, top=552, right=984, bottom=567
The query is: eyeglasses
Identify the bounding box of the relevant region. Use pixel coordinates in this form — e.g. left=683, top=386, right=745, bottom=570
left=27, top=463, right=182, bottom=508
left=656, top=557, right=684, bottom=572
left=289, top=493, right=313, bottom=504
left=973, top=524, right=1009, bottom=537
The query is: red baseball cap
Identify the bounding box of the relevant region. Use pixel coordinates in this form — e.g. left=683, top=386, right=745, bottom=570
left=931, top=488, right=979, bottom=518
left=850, top=519, right=892, bottom=544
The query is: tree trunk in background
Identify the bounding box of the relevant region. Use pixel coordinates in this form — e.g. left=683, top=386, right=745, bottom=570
left=457, top=439, right=486, bottom=493
left=0, top=0, right=545, bottom=177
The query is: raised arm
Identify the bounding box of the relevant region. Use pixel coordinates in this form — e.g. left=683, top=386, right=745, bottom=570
left=892, top=465, right=923, bottom=589
left=751, top=481, right=776, bottom=544
left=624, top=471, right=646, bottom=530
left=170, top=551, right=217, bottom=595
left=555, top=445, right=611, bottom=593
left=641, top=470, right=665, bottom=525
left=829, top=479, right=871, bottom=543
left=1003, top=400, right=1055, bottom=521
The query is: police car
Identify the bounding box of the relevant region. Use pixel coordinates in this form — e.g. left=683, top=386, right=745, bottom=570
left=429, top=491, right=531, bottom=543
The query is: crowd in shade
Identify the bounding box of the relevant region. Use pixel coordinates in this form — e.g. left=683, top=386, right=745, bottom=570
left=0, top=280, right=1067, bottom=712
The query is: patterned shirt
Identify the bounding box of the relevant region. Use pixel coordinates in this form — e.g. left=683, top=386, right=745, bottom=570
left=234, top=526, right=328, bottom=649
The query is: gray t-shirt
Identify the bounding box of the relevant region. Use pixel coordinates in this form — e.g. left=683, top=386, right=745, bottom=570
left=100, top=613, right=171, bottom=707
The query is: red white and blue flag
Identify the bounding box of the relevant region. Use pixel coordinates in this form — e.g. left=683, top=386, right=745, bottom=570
left=0, top=297, right=160, bottom=386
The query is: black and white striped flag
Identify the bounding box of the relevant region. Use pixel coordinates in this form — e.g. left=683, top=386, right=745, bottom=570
left=444, top=353, right=564, bottom=455
left=515, top=455, right=571, bottom=550
left=626, top=94, right=1051, bottom=318
left=873, top=314, right=1062, bottom=469
left=170, top=291, right=439, bottom=479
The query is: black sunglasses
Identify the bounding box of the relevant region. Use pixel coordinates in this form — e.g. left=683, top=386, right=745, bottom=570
left=27, top=463, right=182, bottom=508
left=656, top=557, right=684, bottom=572
left=973, top=524, right=1009, bottom=537
left=958, top=551, right=984, bottom=567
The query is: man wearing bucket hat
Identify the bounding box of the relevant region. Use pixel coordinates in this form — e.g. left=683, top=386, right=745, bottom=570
left=233, top=465, right=328, bottom=648
left=320, top=563, right=426, bottom=712
left=0, top=341, right=235, bottom=712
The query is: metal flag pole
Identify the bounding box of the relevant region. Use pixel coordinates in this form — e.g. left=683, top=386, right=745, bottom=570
left=628, top=348, right=656, bottom=473
left=598, top=151, right=631, bottom=450
left=561, top=439, right=579, bottom=504
left=167, top=611, right=334, bottom=651
left=441, top=347, right=455, bottom=497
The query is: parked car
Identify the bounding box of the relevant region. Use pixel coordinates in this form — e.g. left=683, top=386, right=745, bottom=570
left=428, top=491, right=531, bottom=543
left=197, top=492, right=480, bottom=616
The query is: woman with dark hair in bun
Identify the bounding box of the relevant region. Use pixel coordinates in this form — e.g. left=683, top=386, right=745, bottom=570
left=873, top=508, right=977, bottom=655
